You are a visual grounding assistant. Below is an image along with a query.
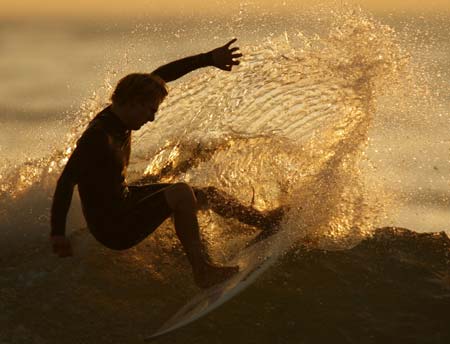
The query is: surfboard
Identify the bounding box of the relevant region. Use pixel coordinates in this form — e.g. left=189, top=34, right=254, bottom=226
left=144, top=230, right=283, bottom=341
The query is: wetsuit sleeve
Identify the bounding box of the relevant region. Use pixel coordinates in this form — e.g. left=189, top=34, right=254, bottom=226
left=50, top=148, right=82, bottom=237
left=50, top=130, right=110, bottom=237
left=151, top=52, right=214, bottom=83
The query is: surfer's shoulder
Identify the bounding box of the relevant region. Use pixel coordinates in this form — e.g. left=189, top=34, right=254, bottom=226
left=77, top=122, right=112, bottom=151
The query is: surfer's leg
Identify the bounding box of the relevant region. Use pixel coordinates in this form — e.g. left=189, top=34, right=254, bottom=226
left=163, top=183, right=238, bottom=288
left=194, top=187, right=284, bottom=230
left=98, top=184, right=174, bottom=250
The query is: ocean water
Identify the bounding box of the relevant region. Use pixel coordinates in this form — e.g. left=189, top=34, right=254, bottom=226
left=0, top=5, right=449, bottom=344
left=1, top=8, right=449, bottom=233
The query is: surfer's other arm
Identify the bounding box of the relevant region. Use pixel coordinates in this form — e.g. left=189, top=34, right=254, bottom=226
left=50, top=154, right=78, bottom=257
left=50, top=138, right=92, bottom=257
left=151, top=38, right=242, bottom=82
left=50, top=130, right=112, bottom=257
left=51, top=160, right=77, bottom=237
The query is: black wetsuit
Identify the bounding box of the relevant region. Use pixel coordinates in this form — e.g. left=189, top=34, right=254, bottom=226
left=51, top=52, right=213, bottom=250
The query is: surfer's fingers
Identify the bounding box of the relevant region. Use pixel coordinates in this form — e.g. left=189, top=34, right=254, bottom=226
left=51, top=240, right=62, bottom=253
left=61, top=241, right=73, bottom=256
left=225, top=38, right=237, bottom=47
left=51, top=238, right=72, bottom=257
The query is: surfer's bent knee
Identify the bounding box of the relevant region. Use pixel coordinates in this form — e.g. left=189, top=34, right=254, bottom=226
left=164, top=182, right=197, bottom=211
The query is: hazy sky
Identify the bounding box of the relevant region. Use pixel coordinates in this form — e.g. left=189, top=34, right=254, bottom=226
left=2, top=0, right=449, bottom=18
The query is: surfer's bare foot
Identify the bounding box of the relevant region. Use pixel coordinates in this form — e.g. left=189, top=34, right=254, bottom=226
left=246, top=207, right=287, bottom=247
left=260, top=206, right=285, bottom=231
left=194, top=262, right=239, bottom=289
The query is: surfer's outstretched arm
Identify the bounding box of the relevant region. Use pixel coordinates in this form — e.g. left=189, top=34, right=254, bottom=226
left=151, top=39, right=242, bottom=82
left=194, top=187, right=284, bottom=231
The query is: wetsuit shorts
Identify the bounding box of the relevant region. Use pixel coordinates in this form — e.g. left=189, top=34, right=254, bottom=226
left=95, top=183, right=173, bottom=250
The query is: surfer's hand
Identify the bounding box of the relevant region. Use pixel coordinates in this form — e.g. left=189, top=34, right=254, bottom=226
left=210, top=38, right=242, bottom=71
left=50, top=235, right=73, bottom=257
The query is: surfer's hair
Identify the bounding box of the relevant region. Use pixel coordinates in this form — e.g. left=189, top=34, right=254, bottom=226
left=111, top=73, right=168, bottom=106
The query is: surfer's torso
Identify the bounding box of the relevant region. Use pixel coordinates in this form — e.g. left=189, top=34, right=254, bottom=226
left=77, top=106, right=131, bottom=219
left=51, top=106, right=132, bottom=234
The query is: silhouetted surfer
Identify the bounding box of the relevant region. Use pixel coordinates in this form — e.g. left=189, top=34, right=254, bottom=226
left=50, top=39, right=283, bottom=288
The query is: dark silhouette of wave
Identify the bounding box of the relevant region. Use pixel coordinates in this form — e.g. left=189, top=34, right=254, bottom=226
left=2, top=226, right=448, bottom=343
left=242, top=226, right=450, bottom=344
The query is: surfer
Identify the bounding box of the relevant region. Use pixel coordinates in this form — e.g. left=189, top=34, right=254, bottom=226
left=50, top=39, right=283, bottom=288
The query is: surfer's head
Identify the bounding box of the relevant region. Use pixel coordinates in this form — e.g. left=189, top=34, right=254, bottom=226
left=112, top=73, right=168, bottom=106
left=111, top=73, right=168, bottom=130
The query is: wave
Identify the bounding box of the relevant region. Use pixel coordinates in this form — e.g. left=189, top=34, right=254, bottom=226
left=1, top=226, right=448, bottom=343
left=0, top=6, right=413, bottom=259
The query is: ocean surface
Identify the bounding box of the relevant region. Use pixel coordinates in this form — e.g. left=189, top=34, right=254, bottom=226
left=0, top=5, right=449, bottom=343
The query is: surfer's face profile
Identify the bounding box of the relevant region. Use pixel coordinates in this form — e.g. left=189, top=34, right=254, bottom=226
left=110, top=73, right=168, bottom=130
left=124, top=95, right=163, bottom=130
